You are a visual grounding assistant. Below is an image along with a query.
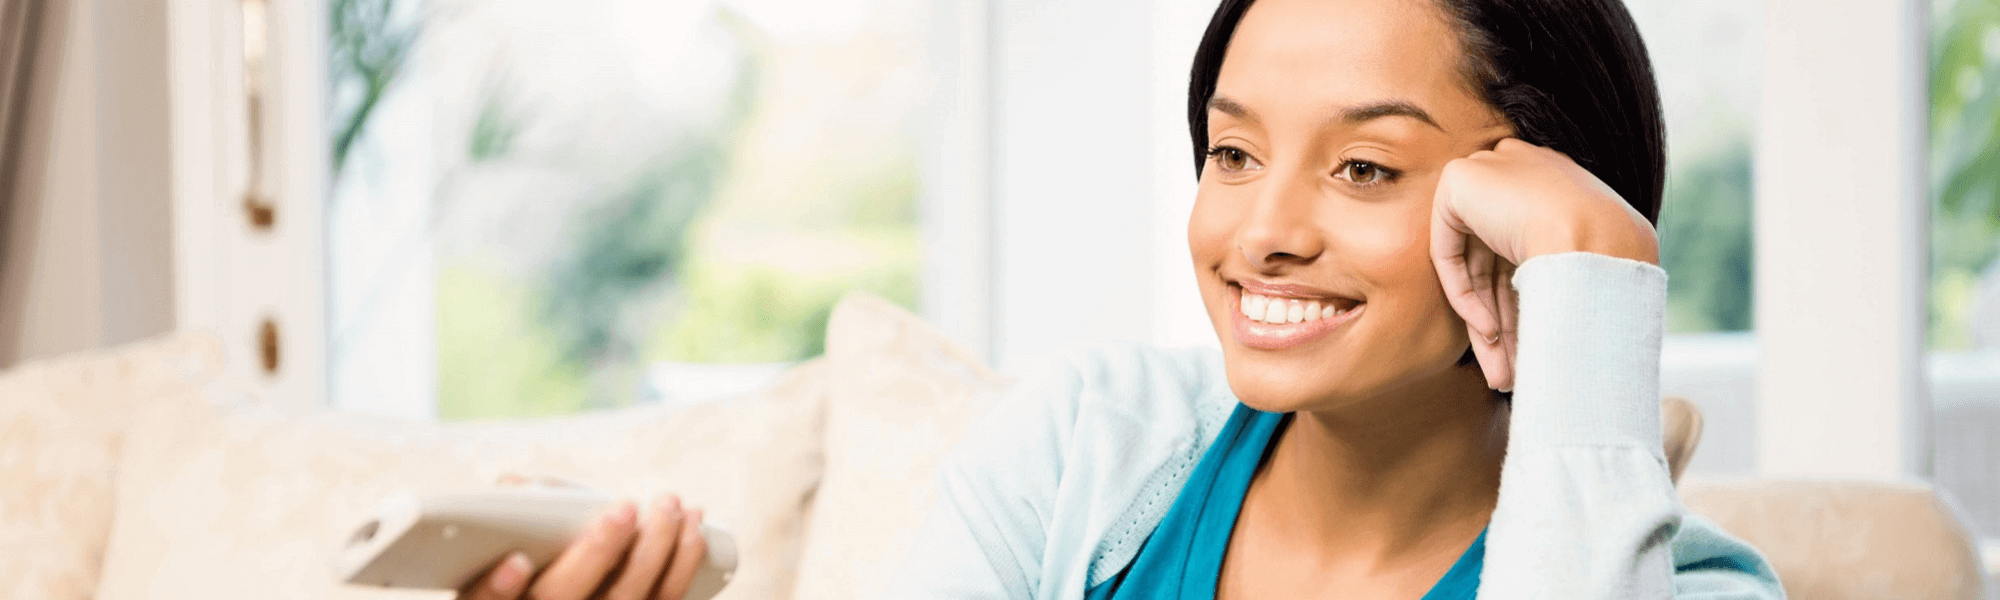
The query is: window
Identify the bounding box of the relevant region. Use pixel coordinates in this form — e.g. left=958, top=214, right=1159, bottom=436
left=1929, top=0, right=2000, bottom=546
left=327, top=0, right=932, bottom=418
left=1627, top=0, right=1762, bottom=476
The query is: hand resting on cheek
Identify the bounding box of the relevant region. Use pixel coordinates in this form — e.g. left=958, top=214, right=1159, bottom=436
left=1430, top=137, right=1660, bottom=392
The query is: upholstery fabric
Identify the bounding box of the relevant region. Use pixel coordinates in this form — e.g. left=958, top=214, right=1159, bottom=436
left=0, top=332, right=221, bottom=600
left=1682, top=478, right=1988, bottom=600
left=92, top=358, right=830, bottom=600
left=792, top=294, right=1012, bottom=600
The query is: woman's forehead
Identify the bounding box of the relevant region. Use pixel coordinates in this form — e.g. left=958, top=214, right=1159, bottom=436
left=1213, top=0, right=1490, bottom=133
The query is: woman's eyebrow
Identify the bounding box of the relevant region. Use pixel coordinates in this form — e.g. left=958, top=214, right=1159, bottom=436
left=1341, top=100, right=1443, bottom=130
left=1208, top=95, right=1258, bottom=125
left=1208, top=95, right=1443, bottom=131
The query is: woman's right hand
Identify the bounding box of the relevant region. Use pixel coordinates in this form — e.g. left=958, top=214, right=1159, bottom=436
left=459, top=478, right=710, bottom=600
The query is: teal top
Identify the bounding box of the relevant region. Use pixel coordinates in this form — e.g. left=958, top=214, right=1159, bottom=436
left=1084, top=403, right=1486, bottom=600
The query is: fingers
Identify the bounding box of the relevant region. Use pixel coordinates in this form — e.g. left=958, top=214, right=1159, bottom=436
left=1431, top=189, right=1500, bottom=342
left=1462, top=239, right=1509, bottom=392
left=604, top=495, right=687, bottom=600
left=1491, top=261, right=1520, bottom=392
left=527, top=500, right=641, bottom=600
left=460, top=552, right=533, bottom=600
left=1464, top=247, right=1520, bottom=393
left=654, top=508, right=709, bottom=600
left=1465, top=238, right=1498, bottom=334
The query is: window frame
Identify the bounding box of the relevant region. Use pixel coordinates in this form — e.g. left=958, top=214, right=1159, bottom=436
left=166, top=0, right=330, bottom=409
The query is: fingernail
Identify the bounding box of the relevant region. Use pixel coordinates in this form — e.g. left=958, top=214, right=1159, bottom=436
left=490, top=552, right=530, bottom=593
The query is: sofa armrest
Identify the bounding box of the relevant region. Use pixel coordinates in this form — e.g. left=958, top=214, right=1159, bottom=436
left=1682, top=478, right=1988, bottom=600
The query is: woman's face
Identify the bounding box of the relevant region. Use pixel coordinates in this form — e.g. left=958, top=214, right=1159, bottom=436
left=1191, top=0, right=1513, bottom=412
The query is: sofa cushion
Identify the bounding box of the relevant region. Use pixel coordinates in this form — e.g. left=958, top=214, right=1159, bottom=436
left=792, top=294, right=1011, bottom=600
left=0, top=333, right=221, bottom=600
left=1681, top=478, right=1988, bottom=600
left=94, top=358, right=829, bottom=600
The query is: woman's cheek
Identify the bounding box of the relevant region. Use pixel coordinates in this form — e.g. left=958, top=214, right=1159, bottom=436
left=1186, top=189, right=1240, bottom=268
left=1186, top=190, right=1239, bottom=322
left=1326, top=203, right=1429, bottom=281
left=1343, top=200, right=1465, bottom=358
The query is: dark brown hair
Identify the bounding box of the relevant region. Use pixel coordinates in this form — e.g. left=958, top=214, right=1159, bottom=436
left=1186, top=0, right=1667, bottom=225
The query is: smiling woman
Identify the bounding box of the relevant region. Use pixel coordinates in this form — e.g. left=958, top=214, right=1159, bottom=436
left=882, top=0, right=1780, bottom=598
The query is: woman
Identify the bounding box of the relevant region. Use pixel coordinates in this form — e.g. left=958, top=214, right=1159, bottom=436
left=884, top=0, right=1780, bottom=597
left=463, top=0, right=1782, bottom=598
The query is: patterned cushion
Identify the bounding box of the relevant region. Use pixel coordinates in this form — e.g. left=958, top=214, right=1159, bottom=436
left=792, top=294, right=1011, bottom=600
left=93, top=358, right=829, bottom=600
left=0, top=333, right=223, bottom=600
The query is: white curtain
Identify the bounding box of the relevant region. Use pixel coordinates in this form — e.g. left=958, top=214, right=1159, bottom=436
left=0, top=0, right=73, bottom=367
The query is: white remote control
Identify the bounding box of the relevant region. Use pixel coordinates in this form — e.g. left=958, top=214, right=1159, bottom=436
left=335, top=487, right=736, bottom=598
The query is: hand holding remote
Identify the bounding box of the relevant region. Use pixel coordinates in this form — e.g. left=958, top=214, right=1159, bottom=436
left=459, top=476, right=713, bottom=600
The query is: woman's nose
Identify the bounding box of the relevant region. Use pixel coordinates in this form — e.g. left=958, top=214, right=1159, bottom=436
left=1236, top=175, right=1324, bottom=271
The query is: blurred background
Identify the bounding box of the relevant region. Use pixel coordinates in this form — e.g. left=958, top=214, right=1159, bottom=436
left=0, top=0, right=1995, bottom=583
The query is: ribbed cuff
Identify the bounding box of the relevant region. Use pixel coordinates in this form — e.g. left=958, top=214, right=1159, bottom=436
left=1507, top=252, right=1668, bottom=451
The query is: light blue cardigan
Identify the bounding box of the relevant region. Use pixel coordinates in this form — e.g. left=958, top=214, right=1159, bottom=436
left=883, top=253, right=1784, bottom=599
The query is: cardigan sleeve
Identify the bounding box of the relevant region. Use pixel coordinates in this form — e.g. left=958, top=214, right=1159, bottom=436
left=1479, top=252, right=1784, bottom=600
left=878, top=360, right=1081, bottom=600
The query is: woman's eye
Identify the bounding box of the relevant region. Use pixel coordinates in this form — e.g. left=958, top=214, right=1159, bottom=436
left=1336, top=160, right=1396, bottom=185
left=1208, top=147, right=1260, bottom=172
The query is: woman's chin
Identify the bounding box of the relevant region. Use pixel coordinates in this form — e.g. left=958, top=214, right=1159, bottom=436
left=1221, top=356, right=1354, bottom=414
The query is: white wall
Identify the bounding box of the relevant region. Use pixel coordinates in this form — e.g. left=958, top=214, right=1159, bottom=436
left=93, top=0, right=177, bottom=347
left=986, top=0, right=1156, bottom=369
left=979, top=0, right=1217, bottom=370
left=1755, top=0, right=1929, bottom=478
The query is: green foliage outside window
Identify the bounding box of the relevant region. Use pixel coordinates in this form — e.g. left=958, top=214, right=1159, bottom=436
left=421, top=9, right=921, bottom=419
left=1659, top=136, right=1754, bottom=334
left=1931, top=0, right=2000, bottom=350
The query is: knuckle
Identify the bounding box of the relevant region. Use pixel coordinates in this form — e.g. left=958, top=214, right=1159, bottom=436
left=1439, top=157, right=1468, bottom=177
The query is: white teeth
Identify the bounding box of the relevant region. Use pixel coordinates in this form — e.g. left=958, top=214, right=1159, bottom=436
left=1258, top=298, right=1282, bottom=323
left=1242, top=290, right=1359, bottom=324
left=1243, top=294, right=1267, bottom=319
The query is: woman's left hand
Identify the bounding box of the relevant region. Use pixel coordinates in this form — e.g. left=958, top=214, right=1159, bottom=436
left=1429, top=138, right=1659, bottom=392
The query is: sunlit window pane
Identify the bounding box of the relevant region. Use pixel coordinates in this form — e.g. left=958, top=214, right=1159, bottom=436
left=1930, top=0, right=2000, bottom=542
left=328, top=0, right=928, bottom=419
left=1627, top=0, right=1759, bottom=335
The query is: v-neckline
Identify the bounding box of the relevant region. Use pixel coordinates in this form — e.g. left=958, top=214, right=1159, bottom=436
left=1085, top=403, right=1487, bottom=600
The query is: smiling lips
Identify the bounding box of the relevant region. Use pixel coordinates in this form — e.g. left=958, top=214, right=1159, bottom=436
left=1231, top=285, right=1364, bottom=350
left=1239, top=292, right=1355, bottom=324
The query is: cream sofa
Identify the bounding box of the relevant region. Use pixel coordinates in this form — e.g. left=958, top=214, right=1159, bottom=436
left=0, top=294, right=1989, bottom=600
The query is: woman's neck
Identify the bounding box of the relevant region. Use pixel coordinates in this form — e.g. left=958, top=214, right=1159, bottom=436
left=1242, top=368, right=1506, bottom=570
